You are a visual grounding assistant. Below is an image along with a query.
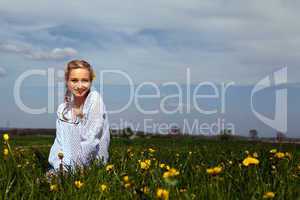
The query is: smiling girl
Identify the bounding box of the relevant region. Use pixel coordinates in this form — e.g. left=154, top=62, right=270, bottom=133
left=48, top=60, right=110, bottom=171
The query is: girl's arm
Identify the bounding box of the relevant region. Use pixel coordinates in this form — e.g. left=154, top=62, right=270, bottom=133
left=79, top=92, right=108, bottom=164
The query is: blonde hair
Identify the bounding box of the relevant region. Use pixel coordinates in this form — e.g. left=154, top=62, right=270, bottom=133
left=62, top=60, right=95, bottom=120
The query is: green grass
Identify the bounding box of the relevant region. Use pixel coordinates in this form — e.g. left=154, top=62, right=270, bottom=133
left=1, top=135, right=300, bottom=199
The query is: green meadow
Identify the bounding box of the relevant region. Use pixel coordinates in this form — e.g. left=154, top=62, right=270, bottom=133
left=1, top=135, right=300, bottom=199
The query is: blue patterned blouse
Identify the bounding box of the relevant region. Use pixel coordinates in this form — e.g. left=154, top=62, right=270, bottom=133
left=48, top=88, right=110, bottom=170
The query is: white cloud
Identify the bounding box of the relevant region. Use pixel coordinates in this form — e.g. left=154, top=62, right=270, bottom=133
left=0, top=42, right=78, bottom=60
left=0, top=42, right=31, bottom=54
left=28, top=47, right=78, bottom=60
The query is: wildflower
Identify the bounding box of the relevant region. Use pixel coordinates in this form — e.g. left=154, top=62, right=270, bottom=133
left=99, top=184, right=108, bottom=192
left=145, top=159, right=151, bottom=166
left=274, top=152, right=285, bottom=159
left=50, top=184, right=58, bottom=192
left=57, top=152, right=64, bottom=160
left=3, top=133, right=9, bottom=142
left=263, top=191, right=275, bottom=199
left=123, top=175, right=129, bottom=183
left=148, top=147, right=156, bottom=153
left=106, top=164, right=114, bottom=172
left=206, top=166, right=222, bottom=175
left=3, top=148, right=9, bottom=156
left=165, top=165, right=170, bottom=170
left=139, top=159, right=151, bottom=170
left=245, top=150, right=249, bottom=155
left=156, top=188, right=169, bottom=200
left=189, top=151, right=192, bottom=155
left=242, top=156, right=259, bottom=166
left=270, top=149, right=277, bottom=153
left=74, top=180, right=84, bottom=189
left=159, top=163, right=166, bottom=168
left=163, top=168, right=180, bottom=178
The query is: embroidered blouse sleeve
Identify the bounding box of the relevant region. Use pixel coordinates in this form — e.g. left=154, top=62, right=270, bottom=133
left=79, top=92, right=106, bottom=162
left=48, top=117, right=64, bottom=170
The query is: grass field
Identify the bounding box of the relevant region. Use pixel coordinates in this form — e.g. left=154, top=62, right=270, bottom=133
left=1, top=134, right=300, bottom=199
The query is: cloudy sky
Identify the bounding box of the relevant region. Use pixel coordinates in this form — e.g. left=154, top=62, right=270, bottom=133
left=0, top=0, right=299, bottom=137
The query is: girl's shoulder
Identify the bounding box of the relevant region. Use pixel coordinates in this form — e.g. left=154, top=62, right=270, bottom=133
left=83, top=89, right=104, bottom=113
left=88, top=89, right=102, bottom=103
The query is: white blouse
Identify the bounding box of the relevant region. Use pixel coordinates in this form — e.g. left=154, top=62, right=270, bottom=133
left=48, top=88, right=110, bottom=170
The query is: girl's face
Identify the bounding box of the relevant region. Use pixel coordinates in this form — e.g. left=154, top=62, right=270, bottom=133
left=67, top=68, right=92, bottom=99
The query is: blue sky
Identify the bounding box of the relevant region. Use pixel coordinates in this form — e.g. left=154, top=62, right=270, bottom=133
left=0, top=0, right=299, bottom=137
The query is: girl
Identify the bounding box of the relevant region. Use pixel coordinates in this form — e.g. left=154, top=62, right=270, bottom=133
left=48, top=60, right=110, bottom=171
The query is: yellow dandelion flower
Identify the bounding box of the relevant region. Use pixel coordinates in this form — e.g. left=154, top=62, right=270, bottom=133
left=74, top=180, right=84, bottom=189
left=57, top=151, right=64, bottom=160
left=3, top=133, right=9, bottom=141
left=206, top=166, right=222, bottom=175
left=148, top=148, right=156, bottom=153
left=145, top=159, right=151, bottom=166
left=165, top=165, right=170, bottom=170
left=163, top=171, right=171, bottom=178
left=3, top=148, right=9, bottom=156
left=50, top=184, right=58, bottom=192
left=163, top=168, right=180, bottom=178
left=123, top=175, right=129, bottom=183
left=263, top=191, right=275, bottom=199
left=242, top=156, right=259, bottom=166
left=139, top=159, right=151, bottom=170
left=274, top=152, right=285, bottom=159
left=106, top=164, right=114, bottom=172
left=159, top=163, right=166, bottom=168
left=100, top=184, right=108, bottom=192
left=156, top=188, right=169, bottom=200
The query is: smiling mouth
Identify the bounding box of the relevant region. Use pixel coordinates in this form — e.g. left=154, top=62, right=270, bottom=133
left=75, top=89, right=86, bottom=94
